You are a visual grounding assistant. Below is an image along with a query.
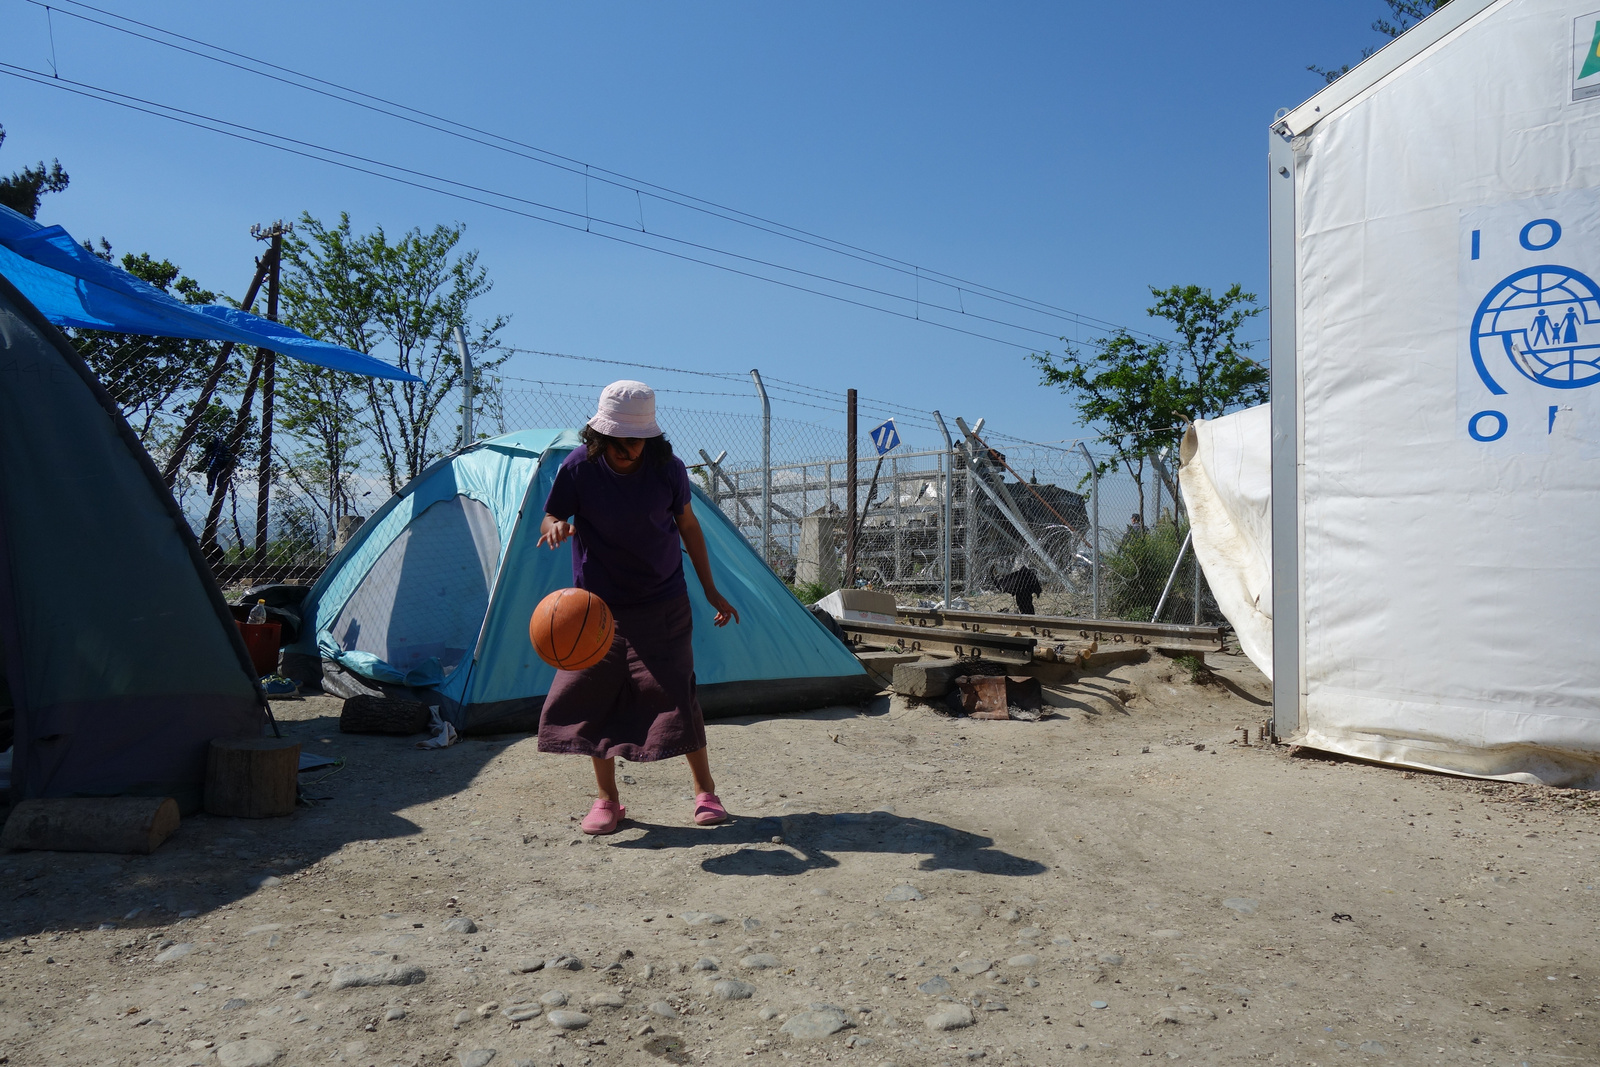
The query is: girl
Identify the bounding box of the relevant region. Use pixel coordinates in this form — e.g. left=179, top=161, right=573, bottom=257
left=536, top=380, right=739, bottom=834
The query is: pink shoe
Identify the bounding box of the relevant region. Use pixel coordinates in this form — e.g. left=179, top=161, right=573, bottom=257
left=581, top=798, right=625, bottom=835
left=693, top=792, right=729, bottom=825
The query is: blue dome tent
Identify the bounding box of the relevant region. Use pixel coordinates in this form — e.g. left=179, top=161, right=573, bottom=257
left=284, top=430, right=875, bottom=732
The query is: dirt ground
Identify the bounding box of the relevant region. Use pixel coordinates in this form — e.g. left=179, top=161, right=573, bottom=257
left=2, top=651, right=1598, bottom=1067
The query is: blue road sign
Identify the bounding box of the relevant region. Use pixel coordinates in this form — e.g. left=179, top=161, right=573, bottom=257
left=870, top=418, right=901, bottom=455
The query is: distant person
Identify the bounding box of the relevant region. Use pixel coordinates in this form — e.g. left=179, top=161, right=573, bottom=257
left=1117, top=512, right=1149, bottom=555
left=992, top=564, right=1042, bottom=615
left=537, top=380, right=740, bottom=835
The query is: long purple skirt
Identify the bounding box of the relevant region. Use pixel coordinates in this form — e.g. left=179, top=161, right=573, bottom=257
left=536, top=593, right=706, bottom=762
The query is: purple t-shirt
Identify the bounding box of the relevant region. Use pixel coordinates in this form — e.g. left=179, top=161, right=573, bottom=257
left=542, top=448, right=692, bottom=609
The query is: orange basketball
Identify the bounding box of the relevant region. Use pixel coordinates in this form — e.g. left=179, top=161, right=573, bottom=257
left=530, top=587, right=615, bottom=671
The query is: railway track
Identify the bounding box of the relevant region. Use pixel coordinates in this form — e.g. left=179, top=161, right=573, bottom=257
left=889, top=606, right=1228, bottom=655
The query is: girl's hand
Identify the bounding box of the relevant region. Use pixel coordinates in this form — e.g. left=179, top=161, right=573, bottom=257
left=538, top=515, right=574, bottom=549
left=706, top=590, right=739, bottom=627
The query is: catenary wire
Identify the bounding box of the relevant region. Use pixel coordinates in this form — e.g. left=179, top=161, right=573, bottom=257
left=0, top=63, right=1091, bottom=355
left=26, top=0, right=1168, bottom=345
left=0, top=64, right=1076, bottom=346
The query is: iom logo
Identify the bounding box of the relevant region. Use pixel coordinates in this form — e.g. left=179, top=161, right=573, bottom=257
left=1469, top=264, right=1600, bottom=394
left=1461, top=204, right=1600, bottom=448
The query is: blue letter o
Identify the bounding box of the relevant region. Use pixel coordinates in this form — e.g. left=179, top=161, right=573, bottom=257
left=1468, top=410, right=1508, bottom=442
left=1519, top=219, right=1561, bottom=251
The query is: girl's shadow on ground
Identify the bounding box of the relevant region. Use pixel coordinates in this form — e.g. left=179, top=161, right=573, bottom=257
left=613, top=810, right=1046, bottom=878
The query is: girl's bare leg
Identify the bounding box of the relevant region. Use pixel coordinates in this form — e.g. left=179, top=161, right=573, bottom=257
left=684, top=747, right=716, bottom=795
left=592, top=756, right=620, bottom=804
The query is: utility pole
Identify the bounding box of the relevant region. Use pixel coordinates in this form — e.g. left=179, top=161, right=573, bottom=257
left=252, top=220, right=288, bottom=574
left=162, top=245, right=276, bottom=489
left=844, top=388, right=858, bottom=587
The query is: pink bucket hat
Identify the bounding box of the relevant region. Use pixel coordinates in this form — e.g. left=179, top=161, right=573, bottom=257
left=588, top=379, right=662, bottom=438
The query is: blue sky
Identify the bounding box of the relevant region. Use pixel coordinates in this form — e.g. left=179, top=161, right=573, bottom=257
left=0, top=1, right=1395, bottom=446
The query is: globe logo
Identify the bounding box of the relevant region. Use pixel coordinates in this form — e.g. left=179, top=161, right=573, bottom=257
left=1470, top=265, right=1600, bottom=393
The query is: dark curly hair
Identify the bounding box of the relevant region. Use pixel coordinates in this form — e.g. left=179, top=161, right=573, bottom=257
left=582, top=425, right=675, bottom=468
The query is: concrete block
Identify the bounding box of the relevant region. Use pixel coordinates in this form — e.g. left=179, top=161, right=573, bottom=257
left=856, top=651, right=922, bottom=689
left=891, top=659, right=967, bottom=700
left=1016, top=659, right=1076, bottom=687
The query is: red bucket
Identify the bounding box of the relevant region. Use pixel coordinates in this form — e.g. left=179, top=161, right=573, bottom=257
left=236, top=621, right=282, bottom=677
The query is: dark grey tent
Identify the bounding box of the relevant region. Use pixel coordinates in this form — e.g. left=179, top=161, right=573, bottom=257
left=0, top=273, right=269, bottom=809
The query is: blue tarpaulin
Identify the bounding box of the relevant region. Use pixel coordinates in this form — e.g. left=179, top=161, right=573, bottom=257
left=0, top=205, right=420, bottom=382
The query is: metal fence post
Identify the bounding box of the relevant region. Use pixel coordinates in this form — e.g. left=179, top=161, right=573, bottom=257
left=963, top=461, right=975, bottom=598
left=891, top=454, right=902, bottom=584
left=845, top=389, right=858, bottom=584
left=750, top=369, right=771, bottom=567
left=454, top=325, right=475, bottom=450
left=1193, top=537, right=1202, bottom=624
left=1185, top=484, right=1202, bottom=624
left=933, top=411, right=954, bottom=608
left=1076, top=441, right=1100, bottom=618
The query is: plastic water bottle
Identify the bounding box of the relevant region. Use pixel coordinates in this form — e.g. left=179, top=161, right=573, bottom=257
left=247, top=599, right=268, bottom=625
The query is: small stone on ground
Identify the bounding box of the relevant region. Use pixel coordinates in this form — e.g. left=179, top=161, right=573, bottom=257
left=780, top=1008, right=851, bottom=1039
left=925, top=1004, right=975, bottom=1031
left=216, top=1039, right=284, bottom=1067
left=330, top=964, right=426, bottom=990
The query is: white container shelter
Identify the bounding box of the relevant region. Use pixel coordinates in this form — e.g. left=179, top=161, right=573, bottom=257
left=1270, top=0, right=1600, bottom=784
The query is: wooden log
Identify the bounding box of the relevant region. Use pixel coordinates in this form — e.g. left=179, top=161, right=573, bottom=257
left=0, top=797, right=180, bottom=854
left=204, top=737, right=300, bottom=818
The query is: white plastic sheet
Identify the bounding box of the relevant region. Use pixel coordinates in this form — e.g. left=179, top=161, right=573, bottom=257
left=1180, top=405, right=1272, bottom=679
left=1287, top=0, right=1600, bottom=785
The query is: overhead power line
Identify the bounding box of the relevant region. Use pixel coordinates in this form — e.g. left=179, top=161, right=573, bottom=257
left=17, top=0, right=1166, bottom=347
left=3, top=62, right=1090, bottom=353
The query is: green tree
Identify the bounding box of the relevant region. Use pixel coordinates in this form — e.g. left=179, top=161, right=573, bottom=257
left=72, top=246, right=231, bottom=449
left=282, top=212, right=508, bottom=501
left=0, top=124, right=69, bottom=219
left=279, top=216, right=376, bottom=541
left=1310, top=1, right=1453, bottom=84
left=1032, top=284, right=1266, bottom=520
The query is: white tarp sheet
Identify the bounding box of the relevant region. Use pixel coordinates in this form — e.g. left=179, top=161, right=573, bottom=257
left=1289, top=0, right=1600, bottom=785
left=1180, top=404, right=1272, bottom=679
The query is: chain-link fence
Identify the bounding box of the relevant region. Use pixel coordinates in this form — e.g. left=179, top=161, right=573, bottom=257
left=79, top=335, right=1216, bottom=623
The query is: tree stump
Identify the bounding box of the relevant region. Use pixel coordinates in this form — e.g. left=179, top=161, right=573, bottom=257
left=204, top=737, right=300, bottom=818
left=0, top=797, right=180, bottom=854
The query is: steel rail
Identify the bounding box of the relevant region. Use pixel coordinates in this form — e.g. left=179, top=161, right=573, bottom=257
left=893, top=607, right=1226, bottom=653
left=839, top=619, right=1035, bottom=665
